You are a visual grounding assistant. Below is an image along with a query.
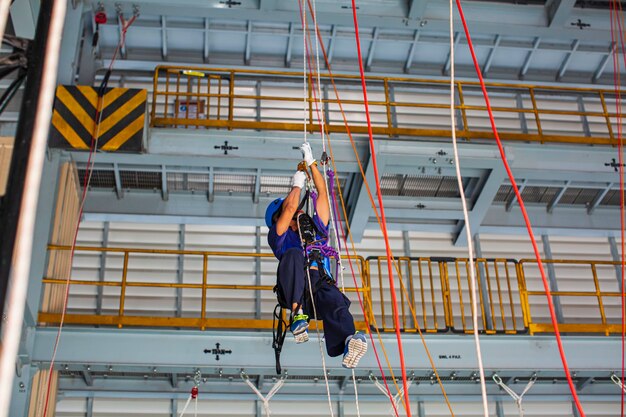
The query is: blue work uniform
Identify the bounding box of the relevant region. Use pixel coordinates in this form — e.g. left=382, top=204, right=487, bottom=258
left=268, top=214, right=356, bottom=357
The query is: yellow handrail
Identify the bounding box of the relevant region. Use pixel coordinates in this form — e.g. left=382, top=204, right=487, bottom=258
left=150, top=65, right=625, bottom=146
left=39, top=245, right=623, bottom=336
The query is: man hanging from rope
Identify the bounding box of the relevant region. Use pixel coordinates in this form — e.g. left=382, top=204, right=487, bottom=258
left=265, top=142, right=367, bottom=369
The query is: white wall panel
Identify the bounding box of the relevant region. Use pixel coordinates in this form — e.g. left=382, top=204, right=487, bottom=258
left=66, top=222, right=618, bottom=329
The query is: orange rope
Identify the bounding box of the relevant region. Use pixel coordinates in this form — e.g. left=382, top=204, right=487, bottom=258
left=305, top=1, right=455, bottom=414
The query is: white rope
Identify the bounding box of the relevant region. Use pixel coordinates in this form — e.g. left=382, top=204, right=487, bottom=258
left=370, top=372, right=413, bottom=416
left=309, top=0, right=326, bottom=154
left=297, top=207, right=335, bottom=417
left=301, top=0, right=308, bottom=144
left=241, top=371, right=286, bottom=417
left=179, top=370, right=201, bottom=417
left=493, top=374, right=537, bottom=417
left=177, top=394, right=197, bottom=417
left=0, top=1, right=67, bottom=416
left=448, top=1, right=489, bottom=417
left=352, top=369, right=361, bottom=417
left=611, top=373, right=626, bottom=393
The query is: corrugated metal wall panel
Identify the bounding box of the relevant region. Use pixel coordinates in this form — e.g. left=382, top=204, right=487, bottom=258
left=67, top=223, right=617, bottom=329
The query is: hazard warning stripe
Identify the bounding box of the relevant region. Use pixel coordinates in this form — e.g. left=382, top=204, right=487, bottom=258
left=53, top=92, right=95, bottom=143
left=49, top=85, right=146, bottom=153
left=76, top=85, right=98, bottom=109
left=51, top=110, right=89, bottom=150
left=98, top=94, right=146, bottom=147
left=99, top=90, right=146, bottom=136
left=55, top=85, right=96, bottom=135
left=101, top=115, right=144, bottom=151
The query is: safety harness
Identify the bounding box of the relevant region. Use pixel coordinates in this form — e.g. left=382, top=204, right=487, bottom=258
left=271, top=169, right=338, bottom=375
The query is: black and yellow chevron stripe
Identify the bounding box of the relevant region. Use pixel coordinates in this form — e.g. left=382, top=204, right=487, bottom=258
left=49, top=85, right=146, bottom=152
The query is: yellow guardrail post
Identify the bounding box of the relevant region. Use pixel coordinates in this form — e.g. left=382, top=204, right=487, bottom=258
left=599, top=91, right=616, bottom=146
left=201, top=254, right=208, bottom=330
left=528, top=87, right=543, bottom=143
left=384, top=79, right=393, bottom=137
left=228, top=70, right=235, bottom=129
left=118, top=251, right=130, bottom=329
left=590, top=263, right=609, bottom=335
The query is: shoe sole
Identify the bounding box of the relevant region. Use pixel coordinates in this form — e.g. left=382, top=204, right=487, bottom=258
left=294, top=331, right=309, bottom=344
left=342, top=337, right=367, bottom=368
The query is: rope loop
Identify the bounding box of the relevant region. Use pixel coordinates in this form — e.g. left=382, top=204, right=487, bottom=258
left=492, top=373, right=537, bottom=417
left=241, top=370, right=287, bottom=417
left=612, top=373, right=626, bottom=393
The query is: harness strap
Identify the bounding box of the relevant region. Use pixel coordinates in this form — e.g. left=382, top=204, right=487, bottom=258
left=271, top=304, right=288, bottom=375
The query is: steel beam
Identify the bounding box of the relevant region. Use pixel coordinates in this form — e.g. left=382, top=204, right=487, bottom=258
left=22, top=155, right=61, bottom=328
left=407, top=0, right=427, bottom=20
left=577, top=96, right=591, bottom=138
left=547, top=181, right=570, bottom=214
left=95, top=0, right=614, bottom=42
left=365, top=27, right=379, bottom=71
left=160, top=15, right=167, bottom=60
left=556, top=39, right=579, bottom=82
left=176, top=224, right=185, bottom=318
left=541, top=235, right=564, bottom=323
left=484, top=204, right=619, bottom=236
left=259, top=0, right=278, bottom=11
left=587, top=182, right=612, bottom=215
left=404, top=30, right=420, bottom=73
left=9, top=0, right=38, bottom=39
left=505, top=179, right=527, bottom=212
left=473, top=235, right=494, bottom=330
left=56, top=2, right=84, bottom=85
left=482, top=35, right=501, bottom=77
left=8, top=364, right=35, bottom=417
left=203, top=18, right=210, bottom=62
left=244, top=20, right=252, bottom=66
left=546, top=0, right=576, bottom=28
left=348, top=157, right=378, bottom=243
left=327, top=25, right=337, bottom=65
left=519, top=37, right=540, bottom=79
left=96, top=221, right=110, bottom=316
left=443, top=32, right=459, bottom=76
left=161, top=165, right=168, bottom=201
left=285, top=23, right=294, bottom=67
left=32, top=328, right=622, bottom=373
left=592, top=42, right=616, bottom=83
left=608, top=236, right=623, bottom=292
left=254, top=226, right=261, bottom=320
left=454, top=165, right=506, bottom=246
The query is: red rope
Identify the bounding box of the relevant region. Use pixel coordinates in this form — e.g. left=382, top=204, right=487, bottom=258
left=453, top=1, right=585, bottom=415
left=41, top=15, right=137, bottom=417
left=297, top=3, right=401, bottom=416
left=348, top=1, right=411, bottom=415
left=610, top=2, right=626, bottom=415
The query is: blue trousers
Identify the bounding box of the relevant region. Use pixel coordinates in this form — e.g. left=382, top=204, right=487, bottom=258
left=277, top=248, right=356, bottom=357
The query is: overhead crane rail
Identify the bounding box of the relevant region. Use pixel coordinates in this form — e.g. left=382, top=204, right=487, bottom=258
left=39, top=245, right=622, bottom=336
left=150, top=65, right=624, bottom=146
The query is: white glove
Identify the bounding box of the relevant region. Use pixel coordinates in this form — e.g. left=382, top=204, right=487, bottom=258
left=292, top=171, right=306, bottom=189
left=300, top=142, right=316, bottom=166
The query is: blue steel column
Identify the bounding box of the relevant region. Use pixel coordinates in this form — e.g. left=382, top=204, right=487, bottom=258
left=473, top=234, right=493, bottom=331
left=608, top=236, right=623, bottom=292
left=255, top=226, right=261, bottom=319
left=541, top=235, right=564, bottom=323
left=23, top=153, right=62, bottom=327
left=56, top=1, right=84, bottom=85
left=8, top=364, right=36, bottom=417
